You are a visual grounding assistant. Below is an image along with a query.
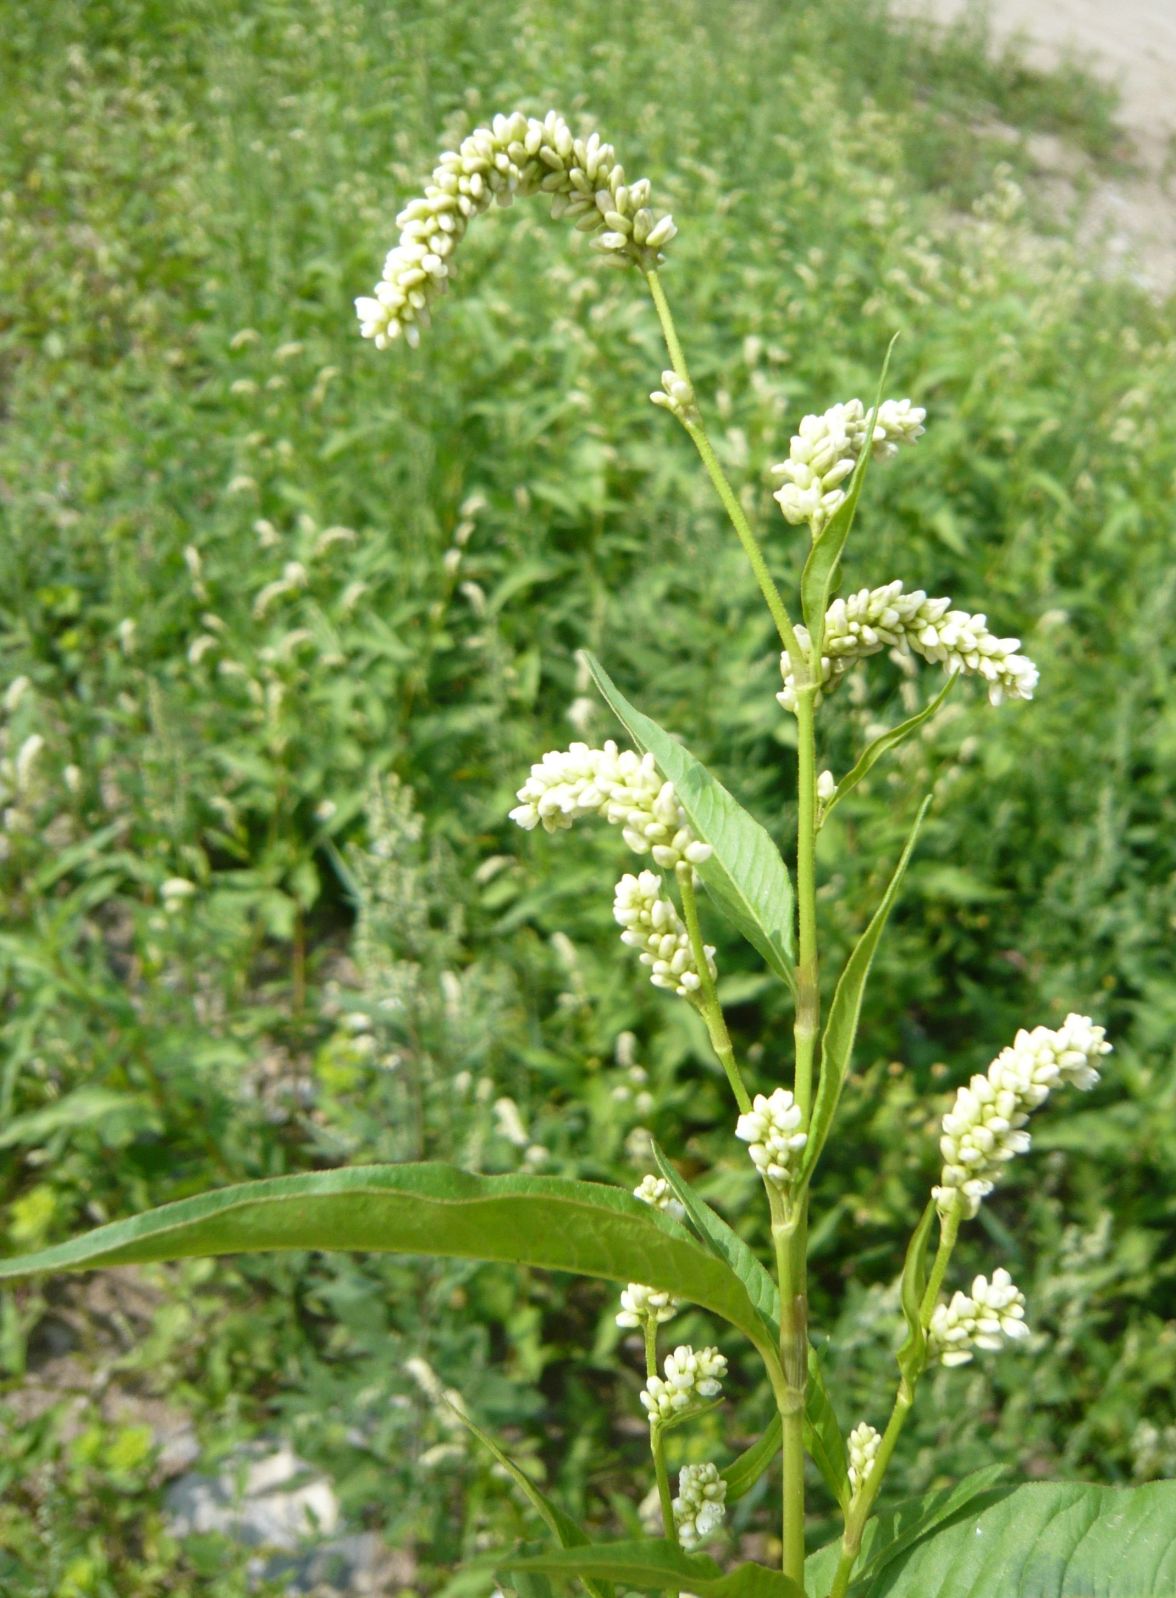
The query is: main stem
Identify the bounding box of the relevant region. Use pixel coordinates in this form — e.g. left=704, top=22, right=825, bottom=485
left=679, top=866, right=751, bottom=1114
left=646, top=266, right=821, bottom=1592
left=643, top=270, right=805, bottom=673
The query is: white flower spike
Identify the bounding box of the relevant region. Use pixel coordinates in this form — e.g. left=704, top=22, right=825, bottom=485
left=772, top=397, right=926, bottom=536
left=357, top=111, right=675, bottom=350
left=510, top=741, right=711, bottom=871
left=735, top=1088, right=808, bottom=1191
left=927, top=1269, right=1030, bottom=1366
left=673, top=1461, right=727, bottom=1550
left=778, top=580, right=1039, bottom=711
left=934, top=1014, right=1111, bottom=1218
left=640, top=1344, right=727, bottom=1424
left=613, top=871, right=716, bottom=999
left=848, top=1422, right=882, bottom=1495
left=616, top=1282, right=679, bottom=1329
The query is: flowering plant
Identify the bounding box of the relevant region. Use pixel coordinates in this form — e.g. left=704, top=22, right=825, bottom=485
left=2, top=114, right=1171, bottom=1596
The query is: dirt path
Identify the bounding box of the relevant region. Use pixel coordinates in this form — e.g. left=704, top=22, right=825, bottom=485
left=896, top=0, right=1176, bottom=295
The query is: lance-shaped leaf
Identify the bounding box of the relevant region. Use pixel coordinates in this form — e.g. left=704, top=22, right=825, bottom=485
left=822, top=677, right=955, bottom=823
left=445, top=1397, right=611, bottom=1598
left=723, top=1415, right=782, bottom=1503
left=799, top=339, right=897, bottom=661
left=799, top=797, right=930, bottom=1190
left=502, top=1540, right=804, bottom=1598
left=0, top=1164, right=771, bottom=1352
left=896, top=1199, right=936, bottom=1386
left=582, top=652, right=795, bottom=986
left=817, top=1480, right=1176, bottom=1597
left=651, top=1145, right=849, bottom=1509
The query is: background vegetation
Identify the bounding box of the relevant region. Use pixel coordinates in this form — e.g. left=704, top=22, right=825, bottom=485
left=1, top=0, right=1173, bottom=1592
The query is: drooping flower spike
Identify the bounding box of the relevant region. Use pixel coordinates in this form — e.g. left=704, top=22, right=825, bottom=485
left=673, top=1461, right=727, bottom=1549
left=927, top=1269, right=1029, bottom=1366
left=934, top=1013, right=1111, bottom=1218
left=614, top=870, right=716, bottom=1000
left=357, top=111, right=676, bottom=350
left=772, top=397, right=926, bottom=536
left=641, top=1344, right=728, bottom=1424
left=778, top=580, right=1039, bottom=711
left=510, top=740, right=710, bottom=872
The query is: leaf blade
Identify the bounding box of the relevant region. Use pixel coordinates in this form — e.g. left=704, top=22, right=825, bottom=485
left=504, top=1541, right=804, bottom=1598
left=800, top=797, right=930, bottom=1187
left=0, top=1163, right=769, bottom=1347
left=823, top=677, right=955, bottom=822
left=583, top=652, right=795, bottom=984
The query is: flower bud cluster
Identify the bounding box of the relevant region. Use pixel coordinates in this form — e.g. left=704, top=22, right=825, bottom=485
left=735, top=1088, right=808, bottom=1190
left=673, top=1462, right=727, bottom=1550
left=614, top=871, right=716, bottom=999
left=641, top=1345, right=727, bottom=1424
left=616, top=1282, right=679, bottom=1329
left=633, top=1174, right=687, bottom=1221
left=510, top=741, right=711, bottom=871
left=848, top=1422, right=881, bottom=1495
left=777, top=580, right=1039, bottom=712
left=356, top=110, right=676, bottom=350
left=934, top=1013, right=1111, bottom=1218
left=771, top=397, right=926, bottom=535
left=650, top=370, right=698, bottom=425
left=927, top=1268, right=1029, bottom=1366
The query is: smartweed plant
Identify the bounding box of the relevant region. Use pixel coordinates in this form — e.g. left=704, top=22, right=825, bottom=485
left=3, top=113, right=1172, bottom=1598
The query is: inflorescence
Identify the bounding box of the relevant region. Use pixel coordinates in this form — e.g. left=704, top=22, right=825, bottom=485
left=934, top=1014, right=1111, bottom=1218
left=927, top=1269, right=1029, bottom=1367
left=357, top=111, right=676, bottom=349
left=614, top=870, right=716, bottom=999
left=673, top=1461, right=727, bottom=1550
left=510, top=741, right=711, bottom=872
left=641, top=1345, right=728, bottom=1424
left=778, top=580, right=1040, bottom=711
left=771, top=397, right=926, bottom=536
left=735, top=1088, right=808, bottom=1191
left=848, top=1422, right=882, bottom=1495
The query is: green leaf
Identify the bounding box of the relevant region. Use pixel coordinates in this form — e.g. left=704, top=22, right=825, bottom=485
left=849, top=1480, right=1176, bottom=1596
left=582, top=652, right=795, bottom=985
left=800, top=797, right=930, bottom=1187
left=723, top=1414, right=782, bottom=1503
left=804, top=1344, right=850, bottom=1513
left=446, top=1399, right=611, bottom=1598
left=896, top=1201, right=936, bottom=1383
left=823, top=677, right=955, bottom=822
left=649, top=1145, right=848, bottom=1509
left=650, top=1143, right=780, bottom=1340
left=855, top=1463, right=1008, bottom=1587
left=0, top=1164, right=771, bottom=1350
left=0, top=1088, right=160, bottom=1150
left=504, top=1541, right=804, bottom=1598
left=800, top=339, right=897, bottom=659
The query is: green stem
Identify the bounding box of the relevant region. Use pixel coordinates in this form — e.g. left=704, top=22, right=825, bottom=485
left=793, top=687, right=820, bottom=1122
left=678, top=866, right=751, bottom=1114
left=645, top=1321, right=676, bottom=1538
left=826, top=1387, right=913, bottom=1598
left=826, top=1203, right=964, bottom=1597
left=770, top=1193, right=808, bottom=1588
left=644, top=270, right=805, bottom=671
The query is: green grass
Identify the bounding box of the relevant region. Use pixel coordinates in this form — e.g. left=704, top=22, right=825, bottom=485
left=1, top=0, right=1174, bottom=1590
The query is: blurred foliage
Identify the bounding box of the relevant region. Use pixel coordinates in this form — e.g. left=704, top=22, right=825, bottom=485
left=0, top=0, right=1173, bottom=1589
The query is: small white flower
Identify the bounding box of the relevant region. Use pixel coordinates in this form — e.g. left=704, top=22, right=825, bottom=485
left=848, top=1422, right=881, bottom=1494
left=778, top=580, right=1039, bottom=712
left=357, top=111, right=675, bottom=350
left=934, top=1014, right=1111, bottom=1217
left=673, top=1461, right=727, bottom=1550
left=633, top=1174, right=686, bottom=1222
left=641, top=1345, right=728, bottom=1423
left=616, top=1282, right=679, bottom=1329
left=735, top=1088, right=808, bottom=1190
left=510, top=741, right=710, bottom=872
left=771, top=397, right=925, bottom=536
left=817, top=769, right=837, bottom=803
left=161, top=876, right=197, bottom=912
left=927, top=1269, right=1029, bottom=1366
left=613, top=871, right=715, bottom=1000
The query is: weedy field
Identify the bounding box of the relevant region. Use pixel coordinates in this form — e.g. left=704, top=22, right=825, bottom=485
left=1, top=0, right=1174, bottom=1592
